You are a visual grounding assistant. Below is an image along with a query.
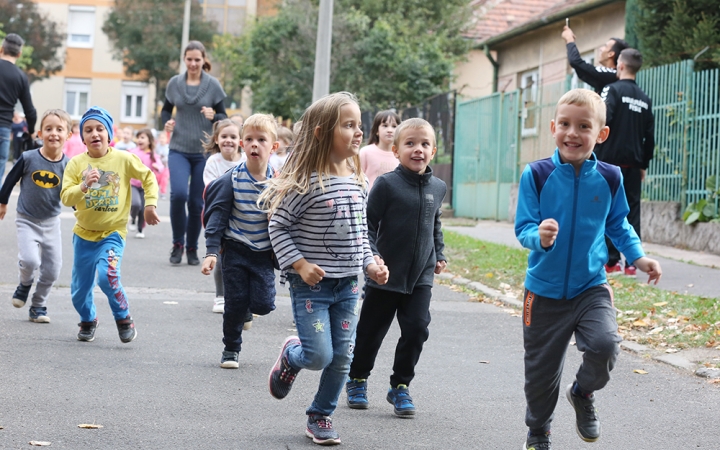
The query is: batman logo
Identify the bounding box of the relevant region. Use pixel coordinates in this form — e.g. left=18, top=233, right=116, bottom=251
left=32, top=170, right=61, bottom=188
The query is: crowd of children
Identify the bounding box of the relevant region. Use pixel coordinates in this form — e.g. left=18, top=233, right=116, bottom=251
left=3, top=79, right=662, bottom=448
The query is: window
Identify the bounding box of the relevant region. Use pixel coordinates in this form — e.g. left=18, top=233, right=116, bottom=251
left=67, top=6, right=96, bottom=48
left=571, top=51, right=596, bottom=90
left=121, top=82, right=149, bottom=123
left=520, top=69, right=539, bottom=136
left=64, top=79, right=91, bottom=119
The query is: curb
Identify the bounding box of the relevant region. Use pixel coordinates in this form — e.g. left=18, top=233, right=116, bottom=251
left=436, top=272, right=719, bottom=379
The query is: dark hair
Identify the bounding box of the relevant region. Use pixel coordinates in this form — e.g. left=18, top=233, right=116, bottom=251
left=184, top=40, right=211, bottom=72
left=367, top=110, right=401, bottom=146
left=135, top=128, right=157, bottom=163
left=619, top=48, right=643, bottom=74
left=609, top=37, right=629, bottom=67
left=2, top=33, right=24, bottom=58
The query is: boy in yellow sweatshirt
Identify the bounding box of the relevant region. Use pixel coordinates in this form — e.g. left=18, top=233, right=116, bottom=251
left=61, top=106, right=160, bottom=343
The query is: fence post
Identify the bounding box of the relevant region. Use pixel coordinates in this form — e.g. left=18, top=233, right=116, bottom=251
left=495, top=92, right=505, bottom=220
left=681, top=60, right=695, bottom=209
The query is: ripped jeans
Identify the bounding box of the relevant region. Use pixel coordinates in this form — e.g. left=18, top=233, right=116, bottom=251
left=286, top=273, right=360, bottom=416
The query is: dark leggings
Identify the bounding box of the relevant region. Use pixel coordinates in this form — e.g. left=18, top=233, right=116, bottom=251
left=168, top=150, right=206, bottom=249
left=606, top=166, right=642, bottom=266
left=130, top=186, right=145, bottom=232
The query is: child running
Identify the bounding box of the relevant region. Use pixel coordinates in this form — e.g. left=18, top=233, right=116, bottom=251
left=261, top=92, right=389, bottom=446
left=359, top=110, right=400, bottom=190
left=0, top=109, right=71, bottom=323
left=200, top=118, right=247, bottom=315
left=129, top=128, right=164, bottom=239
left=114, top=126, right=137, bottom=151
left=345, top=118, right=447, bottom=417
left=201, top=114, right=278, bottom=368
left=155, top=132, right=170, bottom=198
left=60, top=106, right=160, bottom=343
left=269, top=126, right=293, bottom=172
left=515, top=89, right=662, bottom=449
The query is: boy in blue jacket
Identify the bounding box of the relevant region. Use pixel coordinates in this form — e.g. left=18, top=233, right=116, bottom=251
left=515, top=89, right=662, bottom=450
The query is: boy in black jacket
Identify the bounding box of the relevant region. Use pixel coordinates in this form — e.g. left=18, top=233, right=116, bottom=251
left=345, top=118, right=447, bottom=417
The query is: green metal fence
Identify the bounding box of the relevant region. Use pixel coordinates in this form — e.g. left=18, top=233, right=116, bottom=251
left=453, top=59, right=720, bottom=219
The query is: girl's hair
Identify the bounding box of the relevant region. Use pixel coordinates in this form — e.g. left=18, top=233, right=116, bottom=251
left=202, top=118, right=241, bottom=155
left=367, top=110, right=401, bottom=146
left=40, top=109, right=73, bottom=131
left=136, top=128, right=157, bottom=163
left=184, top=40, right=212, bottom=72
left=259, top=92, right=363, bottom=213
left=277, top=126, right=295, bottom=145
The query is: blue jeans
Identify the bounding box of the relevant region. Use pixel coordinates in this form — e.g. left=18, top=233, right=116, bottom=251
left=71, top=232, right=130, bottom=322
left=168, top=150, right=206, bottom=249
left=0, top=126, right=11, bottom=180
left=286, top=273, right=360, bottom=416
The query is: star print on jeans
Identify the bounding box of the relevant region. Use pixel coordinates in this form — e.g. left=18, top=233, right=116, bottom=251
left=313, top=319, right=325, bottom=333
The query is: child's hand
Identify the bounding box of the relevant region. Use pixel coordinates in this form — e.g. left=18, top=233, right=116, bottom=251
left=144, top=205, right=161, bottom=226
left=373, top=254, right=385, bottom=266
left=633, top=256, right=662, bottom=285
left=84, top=168, right=100, bottom=187
left=200, top=107, right=215, bottom=121
left=164, top=119, right=175, bottom=133
left=367, top=263, right=389, bottom=285
left=293, top=259, right=326, bottom=286
left=201, top=255, right=215, bottom=275
left=435, top=260, right=447, bottom=274
left=539, top=218, right=559, bottom=248
left=0, top=204, right=6, bottom=220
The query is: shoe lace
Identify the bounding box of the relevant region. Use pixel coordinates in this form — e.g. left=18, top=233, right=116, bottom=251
left=314, top=416, right=333, bottom=430
left=279, top=357, right=299, bottom=383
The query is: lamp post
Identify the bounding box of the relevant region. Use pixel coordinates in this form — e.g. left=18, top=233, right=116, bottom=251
left=179, top=0, right=191, bottom=73
left=312, top=0, right=333, bottom=101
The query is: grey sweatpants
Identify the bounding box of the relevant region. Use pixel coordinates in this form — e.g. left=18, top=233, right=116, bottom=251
left=522, top=284, right=621, bottom=432
left=16, top=213, right=62, bottom=308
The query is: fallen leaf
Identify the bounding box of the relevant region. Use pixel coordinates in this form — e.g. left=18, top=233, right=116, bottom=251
left=163, top=301, right=178, bottom=305
left=485, top=272, right=494, bottom=278
left=648, top=326, right=665, bottom=335
left=687, top=283, right=694, bottom=287
left=633, top=319, right=650, bottom=327
left=479, top=361, right=490, bottom=364
left=77, top=424, right=103, bottom=429
left=633, top=369, right=649, bottom=375
left=716, top=330, right=720, bottom=336
left=29, top=442, right=51, bottom=447
left=653, top=302, right=668, bottom=307
left=665, top=348, right=679, bottom=353
left=709, top=378, right=720, bottom=384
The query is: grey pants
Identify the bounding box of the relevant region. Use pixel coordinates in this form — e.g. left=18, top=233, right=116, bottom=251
left=522, top=285, right=621, bottom=432
left=16, top=213, right=62, bottom=308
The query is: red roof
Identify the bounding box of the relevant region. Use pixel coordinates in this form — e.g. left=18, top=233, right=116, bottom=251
left=466, top=0, right=599, bottom=43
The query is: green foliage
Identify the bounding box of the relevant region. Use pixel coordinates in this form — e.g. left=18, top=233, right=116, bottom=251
left=636, top=0, right=720, bottom=70
left=224, top=0, right=472, bottom=118
left=682, top=174, right=720, bottom=224
left=0, top=0, right=64, bottom=82
left=103, top=0, right=217, bottom=96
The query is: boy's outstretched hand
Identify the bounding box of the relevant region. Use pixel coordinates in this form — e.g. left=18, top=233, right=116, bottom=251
left=201, top=255, right=216, bottom=275
left=633, top=256, right=663, bottom=285
left=0, top=204, right=6, bottom=220
left=367, top=263, right=389, bottom=285
left=539, top=218, right=559, bottom=248
left=144, top=205, right=161, bottom=226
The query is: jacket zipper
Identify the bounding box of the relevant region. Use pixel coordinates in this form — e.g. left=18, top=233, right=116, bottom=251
left=562, top=174, right=580, bottom=299
left=406, top=178, right=423, bottom=294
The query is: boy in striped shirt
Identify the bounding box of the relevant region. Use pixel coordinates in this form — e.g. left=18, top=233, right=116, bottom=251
left=201, top=114, right=279, bottom=368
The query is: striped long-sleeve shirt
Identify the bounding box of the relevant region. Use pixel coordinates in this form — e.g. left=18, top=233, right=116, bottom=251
left=269, top=173, right=374, bottom=278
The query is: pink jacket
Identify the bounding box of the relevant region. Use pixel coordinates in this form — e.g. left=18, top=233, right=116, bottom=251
left=129, top=147, right=164, bottom=187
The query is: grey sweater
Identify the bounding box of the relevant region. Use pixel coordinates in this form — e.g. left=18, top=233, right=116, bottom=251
left=162, top=72, right=227, bottom=154
left=366, top=164, right=446, bottom=294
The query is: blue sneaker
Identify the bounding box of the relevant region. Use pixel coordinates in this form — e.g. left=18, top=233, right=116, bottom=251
left=268, top=336, right=301, bottom=399
left=386, top=384, right=416, bottom=417
left=12, top=283, right=31, bottom=308
left=346, top=378, right=369, bottom=409
left=305, top=414, right=341, bottom=445
left=29, top=306, right=50, bottom=323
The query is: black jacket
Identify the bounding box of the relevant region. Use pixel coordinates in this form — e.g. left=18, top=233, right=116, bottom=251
left=0, top=60, right=36, bottom=134
left=567, top=42, right=618, bottom=94
left=595, top=79, right=655, bottom=169
left=366, top=164, right=446, bottom=294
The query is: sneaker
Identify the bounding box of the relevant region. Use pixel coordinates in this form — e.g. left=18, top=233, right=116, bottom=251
left=170, top=244, right=184, bottom=265
left=77, top=318, right=99, bottom=342
left=604, top=263, right=622, bottom=276
left=29, top=306, right=50, bottom=323
left=269, top=336, right=301, bottom=399
left=566, top=383, right=600, bottom=442
left=386, top=384, right=416, bottom=417
left=135, top=232, right=145, bottom=239
left=116, top=316, right=137, bottom=343
left=186, top=248, right=200, bottom=266
left=524, top=431, right=552, bottom=450
left=212, top=297, right=225, bottom=313
left=346, top=378, right=369, bottom=409
left=243, top=310, right=253, bottom=331
left=220, top=350, right=239, bottom=369
left=12, top=283, right=32, bottom=308
left=624, top=265, right=637, bottom=277
left=128, top=222, right=137, bottom=232
left=305, top=414, right=341, bottom=445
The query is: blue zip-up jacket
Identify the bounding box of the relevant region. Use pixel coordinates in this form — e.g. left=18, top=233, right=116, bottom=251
left=515, top=149, right=644, bottom=300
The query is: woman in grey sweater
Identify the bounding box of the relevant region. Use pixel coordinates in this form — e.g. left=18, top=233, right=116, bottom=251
left=162, top=41, right=227, bottom=265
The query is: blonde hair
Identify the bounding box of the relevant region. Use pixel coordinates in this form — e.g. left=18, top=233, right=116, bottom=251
left=393, top=118, right=436, bottom=149
left=259, top=92, right=363, bottom=213
left=556, top=89, right=606, bottom=126
left=202, top=118, right=242, bottom=155
left=242, top=113, right=278, bottom=142
left=40, top=109, right=72, bottom=131
left=277, top=126, right=294, bottom=145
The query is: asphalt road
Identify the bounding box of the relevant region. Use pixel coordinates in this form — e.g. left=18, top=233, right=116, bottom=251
left=1, top=194, right=719, bottom=449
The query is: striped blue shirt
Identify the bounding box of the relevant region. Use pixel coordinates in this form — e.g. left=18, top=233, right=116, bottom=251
left=224, top=162, right=273, bottom=251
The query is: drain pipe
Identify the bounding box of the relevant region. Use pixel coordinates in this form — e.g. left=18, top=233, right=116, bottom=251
left=484, top=44, right=499, bottom=93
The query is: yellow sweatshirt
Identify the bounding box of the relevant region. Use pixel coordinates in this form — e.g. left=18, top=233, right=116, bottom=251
left=61, top=147, right=159, bottom=241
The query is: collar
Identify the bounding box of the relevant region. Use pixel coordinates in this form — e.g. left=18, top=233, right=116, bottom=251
left=551, top=148, right=597, bottom=177
left=396, top=163, right=434, bottom=185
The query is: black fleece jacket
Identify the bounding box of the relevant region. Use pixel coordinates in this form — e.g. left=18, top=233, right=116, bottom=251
left=365, top=164, right=446, bottom=294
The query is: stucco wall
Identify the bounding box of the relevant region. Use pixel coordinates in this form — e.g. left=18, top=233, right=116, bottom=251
left=452, top=49, right=496, bottom=99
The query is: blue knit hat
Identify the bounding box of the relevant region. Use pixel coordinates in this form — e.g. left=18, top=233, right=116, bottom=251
left=80, top=106, right=114, bottom=143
